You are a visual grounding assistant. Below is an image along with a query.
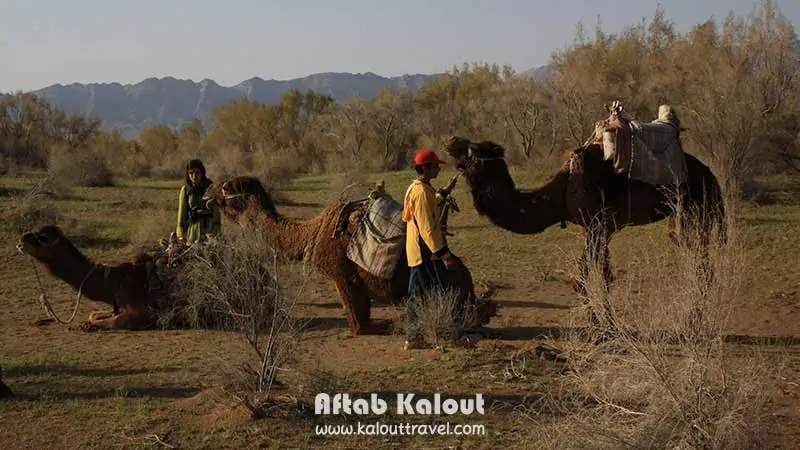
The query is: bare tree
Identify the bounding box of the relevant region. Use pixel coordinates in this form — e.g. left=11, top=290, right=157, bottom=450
left=492, top=76, right=555, bottom=159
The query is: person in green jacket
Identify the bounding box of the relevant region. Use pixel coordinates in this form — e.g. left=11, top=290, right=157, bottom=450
left=176, top=159, right=221, bottom=244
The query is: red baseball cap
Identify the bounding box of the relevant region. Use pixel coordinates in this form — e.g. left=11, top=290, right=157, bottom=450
left=413, top=149, right=446, bottom=166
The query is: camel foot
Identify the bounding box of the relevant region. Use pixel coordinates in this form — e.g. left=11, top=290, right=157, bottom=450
left=474, top=299, right=499, bottom=327
left=88, top=310, right=118, bottom=322
left=77, top=310, right=122, bottom=332
left=454, top=333, right=482, bottom=348
left=352, top=319, right=392, bottom=336
left=77, top=322, right=106, bottom=332
left=0, top=382, right=13, bottom=399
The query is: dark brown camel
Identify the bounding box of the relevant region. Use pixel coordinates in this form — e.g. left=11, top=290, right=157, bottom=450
left=203, top=176, right=497, bottom=336
left=444, top=136, right=726, bottom=327
left=14, top=224, right=223, bottom=331
left=17, top=225, right=174, bottom=330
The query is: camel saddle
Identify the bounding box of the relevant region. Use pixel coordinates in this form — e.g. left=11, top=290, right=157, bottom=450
left=345, top=190, right=406, bottom=280
left=595, top=107, right=688, bottom=187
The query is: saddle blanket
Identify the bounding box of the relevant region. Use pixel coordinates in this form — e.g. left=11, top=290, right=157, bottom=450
left=346, top=194, right=406, bottom=280
left=629, top=121, right=688, bottom=186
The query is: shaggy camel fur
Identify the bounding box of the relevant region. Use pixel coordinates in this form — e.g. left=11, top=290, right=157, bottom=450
left=203, top=176, right=497, bottom=336
left=445, top=137, right=726, bottom=327
left=17, top=225, right=181, bottom=331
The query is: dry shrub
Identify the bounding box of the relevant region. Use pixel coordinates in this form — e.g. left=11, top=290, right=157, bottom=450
left=148, top=151, right=195, bottom=180
left=252, top=147, right=306, bottom=189
left=328, top=170, right=370, bottom=203
left=407, top=286, right=480, bottom=349
left=112, top=209, right=175, bottom=259
left=48, top=145, right=114, bottom=187
left=201, top=146, right=247, bottom=181
left=160, top=228, right=305, bottom=417
left=544, top=200, right=779, bottom=450
left=1, top=177, right=70, bottom=234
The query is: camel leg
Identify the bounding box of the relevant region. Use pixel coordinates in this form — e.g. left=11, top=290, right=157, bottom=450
left=672, top=208, right=717, bottom=330
left=578, top=230, right=615, bottom=331
left=110, top=309, right=152, bottom=331
left=83, top=311, right=120, bottom=331
left=350, top=280, right=388, bottom=335
left=85, top=309, right=151, bottom=331
left=334, top=279, right=379, bottom=336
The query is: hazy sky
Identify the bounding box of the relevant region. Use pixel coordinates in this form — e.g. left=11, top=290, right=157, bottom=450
left=1, top=0, right=798, bottom=92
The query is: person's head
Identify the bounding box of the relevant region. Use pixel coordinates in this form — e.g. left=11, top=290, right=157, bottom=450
left=413, top=149, right=446, bottom=180
left=185, top=159, right=207, bottom=185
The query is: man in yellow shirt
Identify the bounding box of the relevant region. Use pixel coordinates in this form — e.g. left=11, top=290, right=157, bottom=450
left=402, top=149, right=459, bottom=349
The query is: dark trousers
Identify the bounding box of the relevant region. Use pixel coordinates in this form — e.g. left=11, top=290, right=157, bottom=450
left=405, top=258, right=453, bottom=341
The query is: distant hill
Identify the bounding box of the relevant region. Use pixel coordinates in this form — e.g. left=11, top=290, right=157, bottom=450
left=4, top=66, right=554, bottom=137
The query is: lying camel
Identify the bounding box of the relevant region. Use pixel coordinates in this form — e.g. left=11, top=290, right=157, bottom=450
left=203, top=176, right=498, bottom=336
left=17, top=225, right=178, bottom=330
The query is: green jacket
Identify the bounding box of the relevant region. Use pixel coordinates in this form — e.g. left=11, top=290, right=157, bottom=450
left=176, top=178, right=221, bottom=244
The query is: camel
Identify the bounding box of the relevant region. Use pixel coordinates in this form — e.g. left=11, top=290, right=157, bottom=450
left=202, top=176, right=497, bottom=336
left=15, top=225, right=220, bottom=330
left=444, top=136, right=726, bottom=327
left=17, top=225, right=176, bottom=330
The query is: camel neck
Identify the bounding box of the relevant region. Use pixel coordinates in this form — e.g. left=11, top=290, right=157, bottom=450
left=465, top=167, right=570, bottom=235
left=39, top=248, right=95, bottom=287
left=35, top=247, right=116, bottom=307
left=248, top=209, right=323, bottom=261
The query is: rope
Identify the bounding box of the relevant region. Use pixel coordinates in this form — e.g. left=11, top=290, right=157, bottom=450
left=30, top=260, right=99, bottom=325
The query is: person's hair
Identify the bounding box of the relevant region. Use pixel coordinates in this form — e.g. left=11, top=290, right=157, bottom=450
left=185, top=159, right=207, bottom=178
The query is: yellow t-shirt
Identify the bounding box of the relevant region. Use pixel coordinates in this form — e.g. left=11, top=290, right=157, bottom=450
left=403, top=179, right=446, bottom=267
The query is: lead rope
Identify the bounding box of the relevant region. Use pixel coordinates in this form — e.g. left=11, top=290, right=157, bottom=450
left=30, top=260, right=98, bottom=325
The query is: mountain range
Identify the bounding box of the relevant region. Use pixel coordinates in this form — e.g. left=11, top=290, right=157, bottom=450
left=6, top=65, right=555, bottom=137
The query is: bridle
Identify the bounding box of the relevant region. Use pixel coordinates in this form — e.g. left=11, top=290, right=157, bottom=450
left=460, top=146, right=505, bottom=173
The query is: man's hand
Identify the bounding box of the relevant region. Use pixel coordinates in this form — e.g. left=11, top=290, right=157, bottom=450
left=442, top=254, right=458, bottom=270
left=441, top=174, right=459, bottom=194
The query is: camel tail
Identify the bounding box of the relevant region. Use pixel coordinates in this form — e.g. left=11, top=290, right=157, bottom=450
left=706, top=171, right=728, bottom=247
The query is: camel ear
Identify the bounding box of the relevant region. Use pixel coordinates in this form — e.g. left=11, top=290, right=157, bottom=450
left=467, top=147, right=473, bottom=159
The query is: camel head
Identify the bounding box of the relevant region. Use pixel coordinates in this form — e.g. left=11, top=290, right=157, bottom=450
left=17, top=225, right=74, bottom=263
left=443, top=136, right=515, bottom=191
left=204, top=176, right=278, bottom=225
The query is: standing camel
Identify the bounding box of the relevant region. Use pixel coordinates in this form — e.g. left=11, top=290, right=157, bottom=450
left=444, top=136, right=726, bottom=328
left=202, top=176, right=497, bottom=336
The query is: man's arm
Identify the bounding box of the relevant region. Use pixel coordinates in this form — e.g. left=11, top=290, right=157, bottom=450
left=412, top=186, right=449, bottom=257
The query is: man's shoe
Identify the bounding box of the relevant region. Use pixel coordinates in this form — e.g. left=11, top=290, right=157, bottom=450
left=404, top=340, right=425, bottom=350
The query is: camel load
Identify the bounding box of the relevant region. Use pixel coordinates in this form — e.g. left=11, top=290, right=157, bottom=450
left=594, top=101, right=689, bottom=187
left=341, top=185, right=406, bottom=280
